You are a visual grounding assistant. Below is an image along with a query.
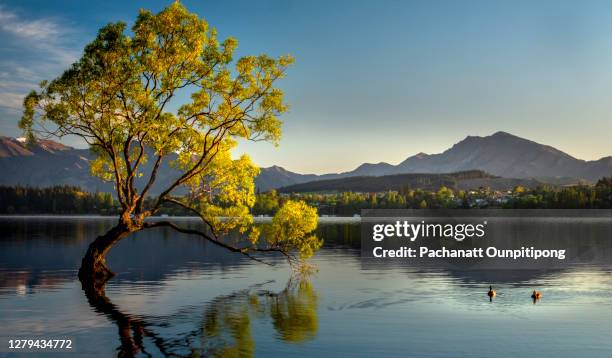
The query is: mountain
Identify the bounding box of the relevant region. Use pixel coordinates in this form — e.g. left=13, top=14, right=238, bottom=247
left=0, top=136, right=72, bottom=157
left=277, top=170, right=542, bottom=193
left=0, top=137, right=181, bottom=194
left=1, top=131, right=611, bottom=193
left=263, top=131, right=612, bottom=189
left=254, top=166, right=319, bottom=192
left=0, top=137, right=110, bottom=191
left=0, top=136, right=314, bottom=193
left=393, top=131, right=599, bottom=179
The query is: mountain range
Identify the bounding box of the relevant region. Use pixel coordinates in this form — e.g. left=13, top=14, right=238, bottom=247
left=256, top=131, right=611, bottom=190
left=0, top=137, right=179, bottom=194
left=1, top=131, right=610, bottom=193
left=277, top=170, right=543, bottom=193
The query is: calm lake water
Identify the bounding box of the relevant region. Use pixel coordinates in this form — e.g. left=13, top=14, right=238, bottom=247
left=2, top=216, right=612, bottom=357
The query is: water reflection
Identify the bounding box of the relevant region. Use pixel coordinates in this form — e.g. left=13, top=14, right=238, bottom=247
left=2, top=218, right=612, bottom=357
left=200, top=277, right=317, bottom=356
left=82, top=276, right=317, bottom=357
left=83, top=282, right=157, bottom=357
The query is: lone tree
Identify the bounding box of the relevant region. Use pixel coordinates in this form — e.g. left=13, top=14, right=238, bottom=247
left=20, top=2, right=321, bottom=284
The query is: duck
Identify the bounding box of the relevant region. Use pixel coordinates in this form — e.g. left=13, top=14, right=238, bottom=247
left=487, top=285, right=496, bottom=298
left=531, top=290, right=542, bottom=300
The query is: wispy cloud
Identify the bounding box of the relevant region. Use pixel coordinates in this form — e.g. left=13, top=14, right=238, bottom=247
left=0, top=6, right=62, bottom=41
left=0, top=66, right=38, bottom=112
left=0, top=4, right=81, bottom=132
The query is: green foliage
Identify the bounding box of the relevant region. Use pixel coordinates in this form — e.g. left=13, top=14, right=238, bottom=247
left=252, top=189, right=280, bottom=215
left=262, top=200, right=322, bottom=260
left=18, top=2, right=320, bottom=266
left=503, top=185, right=612, bottom=209
left=20, top=2, right=292, bottom=216
left=0, top=186, right=119, bottom=214
left=251, top=178, right=612, bottom=215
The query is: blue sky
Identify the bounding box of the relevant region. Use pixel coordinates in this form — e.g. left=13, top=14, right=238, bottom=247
left=2, top=0, right=612, bottom=174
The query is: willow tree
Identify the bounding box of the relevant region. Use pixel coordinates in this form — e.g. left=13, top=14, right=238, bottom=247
left=20, top=2, right=321, bottom=284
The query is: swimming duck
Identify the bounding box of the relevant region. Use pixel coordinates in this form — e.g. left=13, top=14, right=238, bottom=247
left=487, top=285, right=496, bottom=298
left=531, top=290, right=542, bottom=300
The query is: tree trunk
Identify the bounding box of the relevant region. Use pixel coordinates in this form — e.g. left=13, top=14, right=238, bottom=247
left=78, top=222, right=132, bottom=286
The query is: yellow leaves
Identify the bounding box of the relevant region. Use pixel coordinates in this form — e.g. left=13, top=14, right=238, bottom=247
left=18, top=91, right=38, bottom=141
left=278, top=54, right=295, bottom=68
left=261, top=88, right=287, bottom=111
left=296, top=235, right=323, bottom=260
left=248, top=226, right=261, bottom=245
left=271, top=200, right=318, bottom=239
left=221, top=37, right=237, bottom=61
left=206, top=27, right=220, bottom=51
left=21, top=2, right=300, bottom=255
left=90, top=156, right=115, bottom=182
left=266, top=200, right=322, bottom=260
left=213, top=69, right=232, bottom=92
left=214, top=154, right=259, bottom=207
left=200, top=204, right=254, bottom=235
left=514, top=185, right=526, bottom=194
left=190, top=148, right=259, bottom=209
left=178, top=145, right=260, bottom=234
left=236, top=56, right=256, bottom=75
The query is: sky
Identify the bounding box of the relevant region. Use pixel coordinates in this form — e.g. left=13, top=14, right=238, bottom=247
left=2, top=0, right=612, bottom=174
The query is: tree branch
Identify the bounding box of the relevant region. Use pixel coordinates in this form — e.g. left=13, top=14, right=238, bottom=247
left=144, top=220, right=276, bottom=266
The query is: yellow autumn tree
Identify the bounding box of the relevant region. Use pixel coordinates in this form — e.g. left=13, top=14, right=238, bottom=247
left=19, top=2, right=319, bottom=284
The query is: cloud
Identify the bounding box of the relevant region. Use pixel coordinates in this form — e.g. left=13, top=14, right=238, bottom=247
left=0, top=68, right=36, bottom=112
left=0, top=5, right=79, bottom=65
left=0, top=6, right=62, bottom=41
left=0, top=4, right=80, bottom=123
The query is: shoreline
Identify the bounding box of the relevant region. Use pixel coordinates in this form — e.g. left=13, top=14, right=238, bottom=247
left=0, top=215, right=363, bottom=223
left=2, top=212, right=612, bottom=223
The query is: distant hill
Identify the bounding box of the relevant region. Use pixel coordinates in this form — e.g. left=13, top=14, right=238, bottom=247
left=254, top=166, right=319, bottom=192
left=329, top=131, right=612, bottom=181
left=0, top=136, right=306, bottom=193
left=2, top=131, right=611, bottom=193
left=0, top=136, right=181, bottom=194
left=0, top=137, right=110, bottom=191
left=257, top=131, right=612, bottom=190
left=369, top=131, right=610, bottom=180
left=277, top=170, right=542, bottom=193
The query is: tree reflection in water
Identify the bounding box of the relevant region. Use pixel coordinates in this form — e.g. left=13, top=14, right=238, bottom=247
left=82, top=275, right=318, bottom=357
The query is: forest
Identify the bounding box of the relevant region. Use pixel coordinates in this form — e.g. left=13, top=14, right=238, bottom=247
left=256, top=177, right=612, bottom=215
left=2, top=177, right=612, bottom=216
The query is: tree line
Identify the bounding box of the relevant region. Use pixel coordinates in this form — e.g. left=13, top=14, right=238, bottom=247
left=0, top=186, right=187, bottom=215
left=0, top=186, right=117, bottom=214
left=2, top=177, right=612, bottom=216
left=255, top=177, right=612, bottom=215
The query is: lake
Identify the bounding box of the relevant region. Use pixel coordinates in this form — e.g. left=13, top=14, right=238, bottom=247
left=2, top=216, right=612, bottom=357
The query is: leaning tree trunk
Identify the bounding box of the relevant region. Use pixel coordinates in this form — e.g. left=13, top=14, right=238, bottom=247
left=78, top=222, right=132, bottom=287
